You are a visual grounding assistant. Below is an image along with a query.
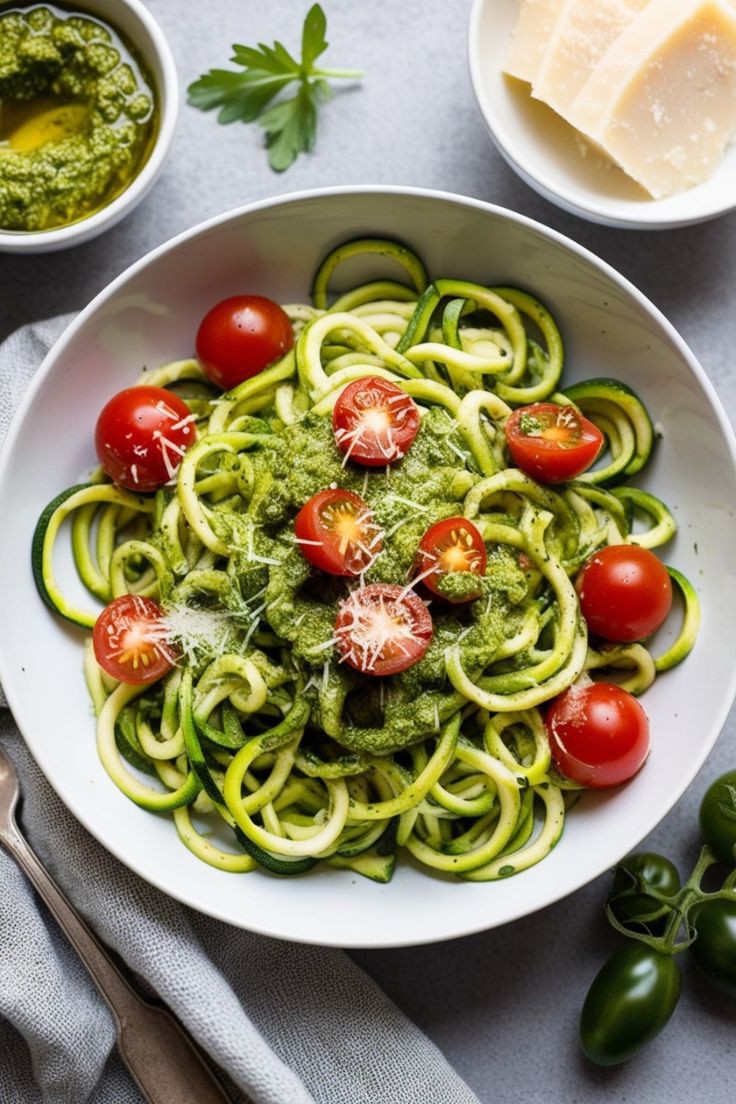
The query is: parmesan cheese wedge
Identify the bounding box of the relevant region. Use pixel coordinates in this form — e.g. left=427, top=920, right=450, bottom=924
left=532, top=0, right=650, bottom=118
left=568, top=0, right=736, bottom=197
left=504, top=0, right=567, bottom=84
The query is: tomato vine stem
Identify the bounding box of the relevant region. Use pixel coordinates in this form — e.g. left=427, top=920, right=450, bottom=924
left=606, top=845, right=736, bottom=955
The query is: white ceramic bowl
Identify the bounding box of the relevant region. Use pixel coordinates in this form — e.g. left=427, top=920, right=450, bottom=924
left=468, top=0, right=736, bottom=229
left=1, top=186, right=735, bottom=947
left=0, top=0, right=178, bottom=254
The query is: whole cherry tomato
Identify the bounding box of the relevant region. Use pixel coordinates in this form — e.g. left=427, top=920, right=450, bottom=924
left=576, top=545, right=672, bottom=643
left=95, top=386, right=195, bottom=491
left=546, top=682, right=650, bottom=788
left=196, top=295, right=294, bottom=390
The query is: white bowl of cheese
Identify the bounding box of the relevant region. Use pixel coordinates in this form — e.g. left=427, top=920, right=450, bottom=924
left=469, top=0, right=736, bottom=228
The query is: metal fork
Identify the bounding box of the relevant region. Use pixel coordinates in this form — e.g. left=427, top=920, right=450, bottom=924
left=0, top=743, right=236, bottom=1104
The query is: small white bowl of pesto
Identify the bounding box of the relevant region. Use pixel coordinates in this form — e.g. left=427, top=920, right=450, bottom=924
left=0, top=0, right=178, bottom=253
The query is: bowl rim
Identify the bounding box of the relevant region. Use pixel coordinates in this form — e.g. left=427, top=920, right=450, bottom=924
left=0, top=0, right=179, bottom=252
left=2, top=183, right=736, bottom=945
left=467, top=0, right=736, bottom=231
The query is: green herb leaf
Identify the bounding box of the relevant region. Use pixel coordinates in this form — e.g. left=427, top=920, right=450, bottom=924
left=230, top=44, right=299, bottom=76
left=259, top=83, right=317, bottom=172
left=188, top=68, right=294, bottom=124
left=301, top=2, right=328, bottom=70
left=187, top=3, right=361, bottom=172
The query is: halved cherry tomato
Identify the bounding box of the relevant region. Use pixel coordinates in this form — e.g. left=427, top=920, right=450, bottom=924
left=334, top=583, right=433, bottom=676
left=95, top=386, right=195, bottom=492
left=415, top=517, right=487, bottom=603
left=294, top=489, right=383, bottom=576
left=93, top=595, right=178, bottom=685
left=576, top=545, right=672, bottom=642
left=505, top=403, right=604, bottom=484
left=332, top=377, right=420, bottom=467
left=546, top=682, right=650, bottom=788
left=195, top=295, right=294, bottom=390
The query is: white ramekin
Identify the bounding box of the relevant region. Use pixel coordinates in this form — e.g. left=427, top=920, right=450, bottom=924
left=0, top=0, right=178, bottom=254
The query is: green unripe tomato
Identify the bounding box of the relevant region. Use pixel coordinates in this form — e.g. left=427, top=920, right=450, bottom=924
left=690, top=899, right=736, bottom=998
left=580, top=945, right=682, bottom=1066
left=700, top=771, right=736, bottom=865
left=609, top=852, right=681, bottom=926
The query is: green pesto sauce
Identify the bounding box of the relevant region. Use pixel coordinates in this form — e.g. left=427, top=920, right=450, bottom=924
left=212, top=408, right=532, bottom=755
left=0, top=5, right=157, bottom=232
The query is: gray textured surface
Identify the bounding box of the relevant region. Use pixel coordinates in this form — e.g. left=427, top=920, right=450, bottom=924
left=2, top=0, right=736, bottom=1100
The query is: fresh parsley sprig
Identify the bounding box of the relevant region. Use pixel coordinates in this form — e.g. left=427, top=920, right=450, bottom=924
left=187, top=4, right=362, bottom=172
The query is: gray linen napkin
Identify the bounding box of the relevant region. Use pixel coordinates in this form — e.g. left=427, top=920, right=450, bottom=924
left=0, top=317, right=481, bottom=1104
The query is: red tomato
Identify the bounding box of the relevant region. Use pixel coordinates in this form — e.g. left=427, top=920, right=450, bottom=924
left=95, top=387, right=195, bottom=492
left=294, top=489, right=383, bottom=576
left=576, top=545, right=672, bottom=642
left=546, top=682, right=650, bottom=788
left=505, top=403, right=604, bottom=484
left=93, top=595, right=178, bottom=685
left=334, top=583, right=433, bottom=676
left=332, top=377, right=420, bottom=467
left=195, top=295, right=294, bottom=390
left=416, top=517, right=487, bottom=603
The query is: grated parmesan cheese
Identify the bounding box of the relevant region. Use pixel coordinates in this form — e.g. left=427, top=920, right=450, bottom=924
left=163, top=605, right=237, bottom=665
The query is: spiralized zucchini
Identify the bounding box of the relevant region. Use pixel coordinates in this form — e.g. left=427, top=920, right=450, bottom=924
left=34, top=237, right=699, bottom=883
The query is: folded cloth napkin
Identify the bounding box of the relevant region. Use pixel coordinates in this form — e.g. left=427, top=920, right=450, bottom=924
left=0, top=317, right=481, bottom=1104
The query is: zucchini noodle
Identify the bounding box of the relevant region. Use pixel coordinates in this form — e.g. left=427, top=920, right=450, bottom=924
left=33, top=237, right=700, bottom=884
